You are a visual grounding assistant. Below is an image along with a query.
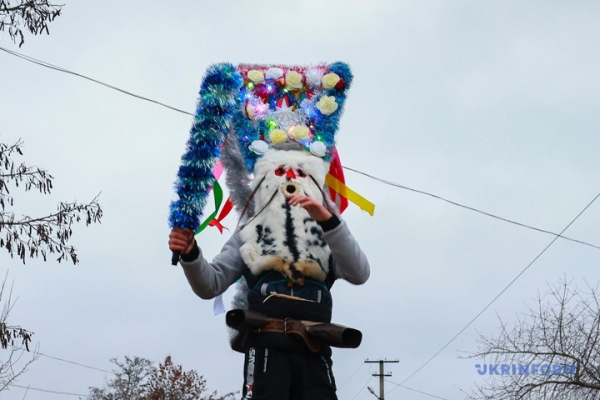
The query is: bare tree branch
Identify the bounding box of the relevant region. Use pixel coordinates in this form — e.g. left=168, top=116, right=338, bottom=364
left=462, top=277, right=600, bottom=399
left=0, top=273, right=38, bottom=392
left=0, top=138, right=103, bottom=264
left=0, top=0, right=63, bottom=47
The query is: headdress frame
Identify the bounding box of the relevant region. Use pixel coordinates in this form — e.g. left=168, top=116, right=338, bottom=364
left=169, top=62, right=353, bottom=232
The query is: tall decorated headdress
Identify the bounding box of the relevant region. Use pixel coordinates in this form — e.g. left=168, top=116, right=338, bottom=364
left=169, top=62, right=374, bottom=265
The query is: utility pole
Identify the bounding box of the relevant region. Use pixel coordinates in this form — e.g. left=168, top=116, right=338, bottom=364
left=365, top=359, right=399, bottom=400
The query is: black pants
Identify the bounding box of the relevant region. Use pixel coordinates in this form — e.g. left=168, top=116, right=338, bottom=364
left=241, top=347, right=337, bottom=400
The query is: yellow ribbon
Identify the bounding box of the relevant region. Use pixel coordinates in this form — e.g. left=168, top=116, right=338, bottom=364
left=325, top=174, right=375, bottom=216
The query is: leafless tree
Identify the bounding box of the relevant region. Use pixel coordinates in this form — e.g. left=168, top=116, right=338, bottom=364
left=0, top=139, right=102, bottom=264
left=0, top=274, right=38, bottom=392
left=464, top=277, right=600, bottom=400
left=0, top=0, right=63, bottom=47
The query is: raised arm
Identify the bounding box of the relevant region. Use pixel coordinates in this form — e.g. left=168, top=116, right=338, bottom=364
left=169, top=228, right=246, bottom=299
left=286, top=194, right=370, bottom=285
left=323, top=219, right=370, bottom=284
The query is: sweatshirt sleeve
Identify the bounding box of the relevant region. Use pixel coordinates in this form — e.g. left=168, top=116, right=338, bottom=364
left=179, top=232, right=246, bottom=299
left=323, top=219, right=370, bottom=285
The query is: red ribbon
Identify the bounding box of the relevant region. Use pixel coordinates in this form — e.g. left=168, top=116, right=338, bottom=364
left=328, top=147, right=348, bottom=214
left=208, top=197, right=234, bottom=233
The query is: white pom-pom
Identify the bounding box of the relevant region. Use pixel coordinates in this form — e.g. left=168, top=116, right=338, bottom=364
left=305, top=68, right=324, bottom=88
left=249, top=140, right=269, bottom=155
left=266, top=67, right=284, bottom=80
left=309, top=141, right=327, bottom=158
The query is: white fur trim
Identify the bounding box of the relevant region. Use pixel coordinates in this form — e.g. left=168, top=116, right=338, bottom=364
left=240, top=150, right=332, bottom=283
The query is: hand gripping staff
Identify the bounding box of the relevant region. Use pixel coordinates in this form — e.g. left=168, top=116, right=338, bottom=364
left=169, top=64, right=242, bottom=265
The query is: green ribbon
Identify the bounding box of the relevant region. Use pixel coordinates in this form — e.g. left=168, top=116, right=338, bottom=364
left=195, top=178, right=224, bottom=235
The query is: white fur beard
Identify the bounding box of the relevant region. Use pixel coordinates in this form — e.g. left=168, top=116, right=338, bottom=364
left=239, top=191, right=331, bottom=285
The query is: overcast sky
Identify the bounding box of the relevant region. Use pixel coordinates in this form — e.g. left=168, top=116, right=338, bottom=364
left=1, top=1, right=600, bottom=399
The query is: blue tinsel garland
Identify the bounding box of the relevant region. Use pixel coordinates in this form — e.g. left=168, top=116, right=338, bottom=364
left=232, top=111, right=262, bottom=173
left=169, top=63, right=242, bottom=231
left=315, top=62, right=353, bottom=155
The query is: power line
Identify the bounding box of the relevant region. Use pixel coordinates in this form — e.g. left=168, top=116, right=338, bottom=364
left=9, top=345, right=113, bottom=374
left=385, top=379, right=452, bottom=400
left=396, top=190, right=600, bottom=387
left=338, top=361, right=366, bottom=390
left=37, top=351, right=112, bottom=374
left=0, top=46, right=194, bottom=117
left=9, top=383, right=88, bottom=397
left=344, top=166, right=600, bottom=251
left=351, top=374, right=374, bottom=400
left=2, top=45, right=598, bottom=254
left=3, top=35, right=600, bottom=400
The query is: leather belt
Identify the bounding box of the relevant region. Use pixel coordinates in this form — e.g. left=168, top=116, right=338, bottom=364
left=255, top=318, right=320, bottom=353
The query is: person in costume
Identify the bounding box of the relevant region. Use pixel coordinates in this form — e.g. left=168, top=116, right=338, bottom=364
left=168, top=63, right=370, bottom=400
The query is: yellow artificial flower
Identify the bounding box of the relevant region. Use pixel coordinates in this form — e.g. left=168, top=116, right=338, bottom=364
left=285, top=71, right=303, bottom=89
left=321, top=73, right=340, bottom=89
left=316, top=96, right=339, bottom=115
left=245, top=104, right=255, bottom=119
left=247, top=70, right=265, bottom=84
left=269, top=129, right=289, bottom=144
left=290, top=125, right=310, bottom=140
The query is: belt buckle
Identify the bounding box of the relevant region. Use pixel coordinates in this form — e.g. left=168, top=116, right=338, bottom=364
left=283, top=318, right=290, bottom=335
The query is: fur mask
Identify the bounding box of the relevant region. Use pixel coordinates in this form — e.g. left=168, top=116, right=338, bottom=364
left=239, top=146, right=332, bottom=285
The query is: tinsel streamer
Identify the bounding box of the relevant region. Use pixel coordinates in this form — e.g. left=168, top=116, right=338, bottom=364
left=169, top=63, right=243, bottom=231
left=232, top=109, right=261, bottom=173
left=315, top=61, right=353, bottom=154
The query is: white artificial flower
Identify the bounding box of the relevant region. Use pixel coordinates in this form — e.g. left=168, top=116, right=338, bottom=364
left=249, top=140, right=269, bottom=155
left=266, top=67, right=284, bottom=80
left=305, top=68, right=324, bottom=88
left=309, top=141, right=327, bottom=158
